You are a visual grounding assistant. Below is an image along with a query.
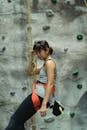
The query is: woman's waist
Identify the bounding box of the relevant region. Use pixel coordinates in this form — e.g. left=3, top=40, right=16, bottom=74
left=36, top=80, right=46, bottom=84
left=34, top=80, right=55, bottom=93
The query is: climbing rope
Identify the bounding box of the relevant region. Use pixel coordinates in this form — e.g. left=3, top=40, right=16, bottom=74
left=26, top=0, right=36, bottom=77
left=26, top=0, right=36, bottom=130
left=26, top=0, right=32, bottom=49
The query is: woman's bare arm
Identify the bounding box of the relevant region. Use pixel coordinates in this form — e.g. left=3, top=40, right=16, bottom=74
left=27, top=51, right=42, bottom=76
left=42, top=60, right=56, bottom=105
left=39, top=60, right=56, bottom=116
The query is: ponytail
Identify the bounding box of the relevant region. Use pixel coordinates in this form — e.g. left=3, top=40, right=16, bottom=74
left=49, top=47, right=53, bottom=55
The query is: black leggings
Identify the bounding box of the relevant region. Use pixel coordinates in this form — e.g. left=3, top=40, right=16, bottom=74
left=5, top=94, right=43, bottom=130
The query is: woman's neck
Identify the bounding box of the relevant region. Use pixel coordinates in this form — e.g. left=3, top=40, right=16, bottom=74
left=45, top=55, right=51, bottom=61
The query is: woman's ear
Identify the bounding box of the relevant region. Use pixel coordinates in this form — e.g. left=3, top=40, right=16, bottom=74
left=46, top=48, right=49, bottom=53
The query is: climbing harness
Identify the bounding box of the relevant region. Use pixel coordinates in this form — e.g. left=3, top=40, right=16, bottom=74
left=31, top=80, right=55, bottom=110
left=26, top=0, right=37, bottom=130
left=31, top=80, right=64, bottom=116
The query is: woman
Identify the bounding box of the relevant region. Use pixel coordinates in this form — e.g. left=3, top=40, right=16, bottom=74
left=5, top=40, right=64, bottom=130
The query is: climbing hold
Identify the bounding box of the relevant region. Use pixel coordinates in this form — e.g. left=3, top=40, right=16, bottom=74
left=77, top=84, right=82, bottom=89
left=64, top=48, right=68, bottom=53
left=2, top=47, right=6, bottom=52
left=42, top=26, right=50, bottom=31
left=77, top=34, right=83, bottom=41
left=72, top=69, right=79, bottom=77
left=2, top=36, right=5, bottom=40
left=22, top=87, right=27, bottom=91
left=0, top=47, right=6, bottom=54
left=44, top=116, right=55, bottom=123
left=66, top=1, right=70, bottom=5
left=70, top=112, right=75, bottom=118
left=7, top=0, right=11, bottom=2
left=46, top=10, right=54, bottom=17
left=51, top=0, right=57, bottom=4
left=10, top=92, right=15, bottom=96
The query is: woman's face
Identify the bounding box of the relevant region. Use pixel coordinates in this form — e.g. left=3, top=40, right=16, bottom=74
left=36, top=48, right=49, bottom=60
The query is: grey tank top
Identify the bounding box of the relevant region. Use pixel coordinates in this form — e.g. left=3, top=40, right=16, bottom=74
left=37, top=65, right=47, bottom=83
left=34, top=57, right=56, bottom=105
left=37, top=57, right=56, bottom=84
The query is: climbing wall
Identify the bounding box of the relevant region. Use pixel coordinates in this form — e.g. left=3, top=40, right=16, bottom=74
left=0, top=0, right=87, bottom=130
left=0, top=0, right=30, bottom=129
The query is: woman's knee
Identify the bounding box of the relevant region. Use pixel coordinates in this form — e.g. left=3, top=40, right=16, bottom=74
left=5, top=118, right=18, bottom=130
left=5, top=118, right=25, bottom=130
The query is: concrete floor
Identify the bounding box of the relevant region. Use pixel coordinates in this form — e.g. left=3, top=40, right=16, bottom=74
left=0, top=0, right=87, bottom=130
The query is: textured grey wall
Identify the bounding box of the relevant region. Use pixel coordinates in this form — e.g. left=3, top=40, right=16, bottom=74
left=0, top=0, right=87, bottom=130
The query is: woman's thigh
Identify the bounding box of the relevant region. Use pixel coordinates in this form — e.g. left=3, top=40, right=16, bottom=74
left=5, top=94, right=43, bottom=130
left=12, top=94, right=37, bottom=124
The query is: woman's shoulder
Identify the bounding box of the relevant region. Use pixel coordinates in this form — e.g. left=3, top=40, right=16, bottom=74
left=45, top=58, right=56, bottom=69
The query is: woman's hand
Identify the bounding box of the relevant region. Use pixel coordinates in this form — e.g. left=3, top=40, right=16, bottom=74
left=32, top=82, right=36, bottom=92
left=30, top=50, right=36, bottom=56
left=39, top=104, right=47, bottom=117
